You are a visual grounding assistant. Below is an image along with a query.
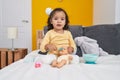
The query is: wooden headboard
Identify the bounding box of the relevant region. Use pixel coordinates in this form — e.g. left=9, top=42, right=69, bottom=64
left=36, top=30, right=44, bottom=49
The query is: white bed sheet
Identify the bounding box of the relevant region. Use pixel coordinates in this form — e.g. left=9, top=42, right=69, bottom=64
left=0, top=50, right=120, bottom=80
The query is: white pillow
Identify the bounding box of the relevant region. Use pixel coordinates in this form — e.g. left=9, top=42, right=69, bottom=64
left=23, top=50, right=40, bottom=63
left=35, top=54, right=57, bottom=64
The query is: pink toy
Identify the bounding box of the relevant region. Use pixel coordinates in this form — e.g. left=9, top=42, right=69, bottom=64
left=35, top=62, right=41, bottom=68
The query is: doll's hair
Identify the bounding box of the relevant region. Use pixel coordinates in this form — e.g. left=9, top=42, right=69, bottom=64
left=47, top=8, right=69, bottom=31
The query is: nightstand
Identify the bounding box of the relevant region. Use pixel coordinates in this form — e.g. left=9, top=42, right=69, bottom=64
left=0, top=48, right=27, bottom=69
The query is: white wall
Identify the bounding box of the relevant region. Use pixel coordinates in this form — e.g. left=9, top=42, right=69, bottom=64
left=0, top=0, right=3, bottom=45
left=0, top=0, right=2, bottom=27
left=115, top=0, right=120, bottom=23
left=0, top=0, right=32, bottom=53
left=93, top=0, right=120, bottom=25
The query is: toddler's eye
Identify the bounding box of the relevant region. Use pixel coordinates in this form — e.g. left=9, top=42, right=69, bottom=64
left=54, top=18, right=58, bottom=20
left=61, top=18, right=65, bottom=20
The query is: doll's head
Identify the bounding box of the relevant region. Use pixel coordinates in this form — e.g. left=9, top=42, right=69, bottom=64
left=49, top=46, right=69, bottom=56
left=58, top=47, right=68, bottom=56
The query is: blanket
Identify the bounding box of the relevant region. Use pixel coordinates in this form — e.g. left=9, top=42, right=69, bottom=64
left=74, top=36, right=108, bottom=56
left=0, top=52, right=120, bottom=80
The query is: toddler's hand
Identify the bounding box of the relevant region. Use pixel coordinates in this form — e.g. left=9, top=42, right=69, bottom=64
left=45, top=44, right=57, bottom=52
left=67, top=46, right=74, bottom=54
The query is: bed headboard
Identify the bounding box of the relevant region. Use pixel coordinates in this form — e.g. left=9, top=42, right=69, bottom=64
left=36, top=30, right=44, bottom=49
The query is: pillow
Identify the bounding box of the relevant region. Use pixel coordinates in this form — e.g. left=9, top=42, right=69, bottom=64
left=43, top=26, right=48, bottom=35
left=68, top=25, right=83, bottom=39
left=68, top=25, right=83, bottom=57
left=84, top=23, right=120, bottom=55
left=23, top=50, right=40, bottom=63
left=23, top=55, right=36, bottom=63
left=35, top=54, right=57, bottom=64
left=44, top=25, right=83, bottom=39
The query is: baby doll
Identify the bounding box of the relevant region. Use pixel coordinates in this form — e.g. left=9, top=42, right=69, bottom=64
left=51, top=46, right=73, bottom=68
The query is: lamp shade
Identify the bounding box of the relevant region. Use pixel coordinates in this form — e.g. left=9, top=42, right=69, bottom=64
left=7, top=27, right=18, bottom=39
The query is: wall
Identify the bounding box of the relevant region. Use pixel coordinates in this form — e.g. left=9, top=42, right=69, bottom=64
left=0, top=0, right=1, bottom=27
left=93, top=0, right=120, bottom=25
left=32, top=0, right=93, bottom=50
left=115, top=0, right=120, bottom=23
left=93, top=0, right=115, bottom=25
left=0, top=0, right=32, bottom=53
left=0, top=0, right=3, bottom=45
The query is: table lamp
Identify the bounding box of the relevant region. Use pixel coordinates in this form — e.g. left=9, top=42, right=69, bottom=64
left=7, top=27, right=18, bottom=50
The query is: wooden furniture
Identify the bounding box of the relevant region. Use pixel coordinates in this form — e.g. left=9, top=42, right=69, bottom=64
left=0, top=48, right=27, bottom=69
left=37, top=30, right=44, bottom=49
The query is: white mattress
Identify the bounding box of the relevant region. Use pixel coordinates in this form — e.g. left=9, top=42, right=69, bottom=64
left=0, top=50, right=120, bottom=80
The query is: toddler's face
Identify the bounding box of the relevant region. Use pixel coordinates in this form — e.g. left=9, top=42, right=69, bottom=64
left=51, top=11, right=66, bottom=31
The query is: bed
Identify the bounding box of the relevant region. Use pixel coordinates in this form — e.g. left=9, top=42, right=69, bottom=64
left=0, top=50, right=120, bottom=80
left=0, top=24, right=120, bottom=80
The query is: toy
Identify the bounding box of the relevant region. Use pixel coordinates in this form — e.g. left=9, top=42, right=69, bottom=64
left=83, top=54, right=98, bottom=64
left=51, top=46, right=73, bottom=68
left=35, top=62, right=41, bottom=68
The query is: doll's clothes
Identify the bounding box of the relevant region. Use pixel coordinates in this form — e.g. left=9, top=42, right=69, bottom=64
left=57, top=54, right=72, bottom=64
